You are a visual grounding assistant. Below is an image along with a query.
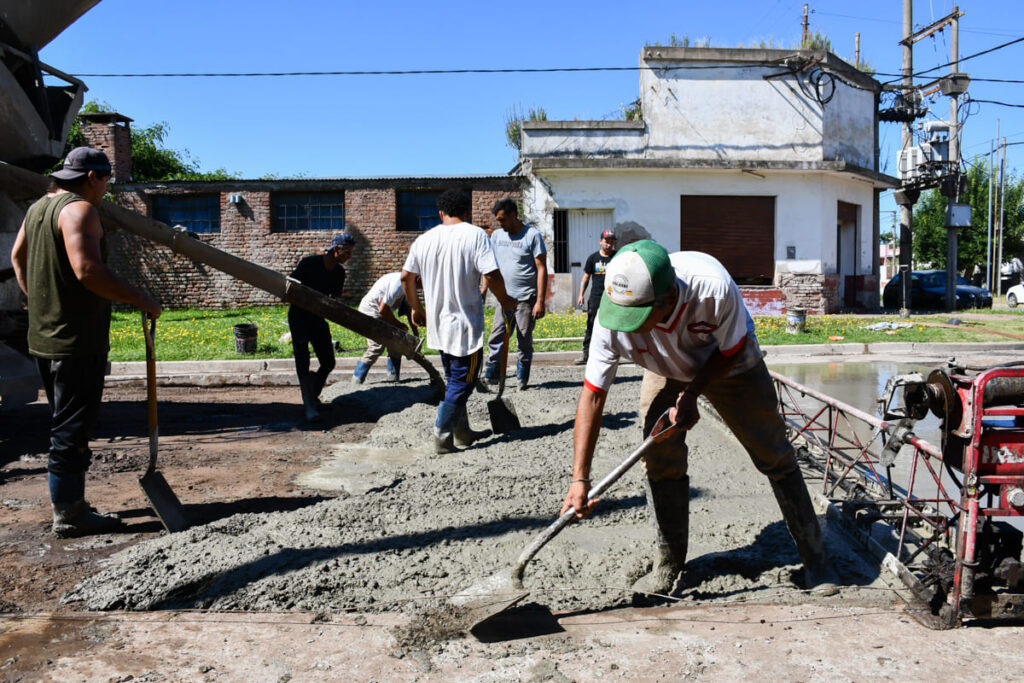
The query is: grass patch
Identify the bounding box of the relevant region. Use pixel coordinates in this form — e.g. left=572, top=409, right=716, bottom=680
left=108, top=305, right=1024, bottom=362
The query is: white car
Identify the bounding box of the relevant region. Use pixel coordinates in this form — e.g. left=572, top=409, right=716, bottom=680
left=1008, top=283, right=1024, bottom=308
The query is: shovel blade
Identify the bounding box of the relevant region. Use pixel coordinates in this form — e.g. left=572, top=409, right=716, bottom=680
left=139, top=470, right=190, bottom=533
left=450, top=571, right=530, bottom=632
left=487, top=396, right=521, bottom=434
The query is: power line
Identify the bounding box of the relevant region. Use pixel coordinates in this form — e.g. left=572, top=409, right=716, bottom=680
left=813, top=10, right=1023, bottom=37
left=967, top=97, right=1024, bottom=109
left=881, top=35, right=1024, bottom=86
left=70, top=63, right=772, bottom=78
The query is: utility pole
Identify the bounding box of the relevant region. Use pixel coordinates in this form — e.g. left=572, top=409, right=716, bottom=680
left=802, top=4, right=809, bottom=47
left=998, top=136, right=1008, bottom=297
left=987, top=137, right=994, bottom=290
left=897, top=0, right=915, bottom=316
left=944, top=7, right=961, bottom=312
left=855, top=32, right=861, bottom=68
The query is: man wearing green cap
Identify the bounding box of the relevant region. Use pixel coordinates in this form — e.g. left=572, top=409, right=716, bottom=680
left=560, top=240, right=839, bottom=597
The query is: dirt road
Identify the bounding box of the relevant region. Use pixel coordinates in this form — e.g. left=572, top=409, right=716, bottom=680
left=3, top=369, right=1024, bottom=681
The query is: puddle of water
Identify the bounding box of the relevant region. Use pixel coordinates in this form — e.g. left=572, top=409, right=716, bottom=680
left=295, top=444, right=421, bottom=494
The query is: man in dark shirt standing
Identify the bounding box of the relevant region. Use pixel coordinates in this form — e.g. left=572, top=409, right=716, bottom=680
left=288, top=233, right=354, bottom=421
left=574, top=229, right=617, bottom=365
left=11, top=146, right=161, bottom=537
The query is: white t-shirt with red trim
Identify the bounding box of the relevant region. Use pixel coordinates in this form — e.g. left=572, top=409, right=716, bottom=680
left=584, top=251, right=762, bottom=393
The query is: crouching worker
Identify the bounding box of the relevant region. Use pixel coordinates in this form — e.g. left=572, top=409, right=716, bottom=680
left=352, top=271, right=420, bottom=383
left=560, top=240, right=840, bottom=597
left=11, top=147, right=162, bottom=537
left=400, top=189, right=516, bottom=454
left=288, top=232, right=355, bottom=421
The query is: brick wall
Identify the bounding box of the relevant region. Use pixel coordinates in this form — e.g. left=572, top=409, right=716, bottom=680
left=776, top=272, right=841, bottom=314
left=79, top=116, right=132, bottom=183
left=106, top=181, right=523, bottom=309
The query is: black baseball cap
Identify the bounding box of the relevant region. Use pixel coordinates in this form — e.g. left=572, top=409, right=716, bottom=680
left=51, top=147, right=112, bottom=180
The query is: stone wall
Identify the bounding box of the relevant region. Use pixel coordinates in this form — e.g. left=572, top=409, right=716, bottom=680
left=106, top=181, right=523, bottom=309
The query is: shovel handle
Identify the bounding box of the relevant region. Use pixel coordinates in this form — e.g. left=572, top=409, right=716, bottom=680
left=495, top=309, right=515, bottom=398
left=142, top=312, right=158, bottom=473
left=511, top=409, right=678, bottom=585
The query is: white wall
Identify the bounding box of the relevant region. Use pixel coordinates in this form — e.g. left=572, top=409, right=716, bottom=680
left=526, top=168, right=876, bottom=278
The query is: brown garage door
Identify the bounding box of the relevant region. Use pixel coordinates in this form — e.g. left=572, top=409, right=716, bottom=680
left=680, top=195, right=775, bottom=285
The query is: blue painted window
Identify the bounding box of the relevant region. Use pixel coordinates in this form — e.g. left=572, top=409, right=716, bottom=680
left=272, top=192, right=346, bottom=232
left=153, top=194, right=221, bottom=233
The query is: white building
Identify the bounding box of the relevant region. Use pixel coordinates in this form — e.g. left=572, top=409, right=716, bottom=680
left=520, top=46, right=898, bottom=314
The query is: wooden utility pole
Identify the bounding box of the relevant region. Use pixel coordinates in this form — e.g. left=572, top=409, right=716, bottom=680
left=855, top=33, right=861, bottom=68
left=997, top=137, right=1008, bottom=297
left=987, top=137, right=994, bottom=290
left=802, top=4, right=809, bottom=47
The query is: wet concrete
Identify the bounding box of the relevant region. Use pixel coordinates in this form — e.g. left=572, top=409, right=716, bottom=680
left=63, top=366, right=893, bottom=624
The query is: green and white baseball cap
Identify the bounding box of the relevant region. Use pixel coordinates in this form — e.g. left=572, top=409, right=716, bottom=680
left=598, top=240, right=675, bottom=332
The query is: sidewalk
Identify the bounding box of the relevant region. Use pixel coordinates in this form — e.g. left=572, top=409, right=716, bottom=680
left=106, top=341, right=1024, bottom=387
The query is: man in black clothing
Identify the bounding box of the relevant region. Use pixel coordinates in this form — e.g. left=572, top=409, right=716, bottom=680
left=574, top=228, right=617, bottom=365
left=288, top=233, right=355, bottom=421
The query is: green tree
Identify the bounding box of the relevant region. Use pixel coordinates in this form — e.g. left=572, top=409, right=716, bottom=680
left=912, top=159, right=1024, bottom=277
left=63, top=100, right=238, bottom=181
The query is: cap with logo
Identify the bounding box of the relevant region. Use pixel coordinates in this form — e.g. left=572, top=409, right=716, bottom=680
left=598, top=239, right=675, bottom=332
left=331, top=233, right=355, bottom=248
left=601, top=229, right=617, bottom=240
left=50, top=147, right=112, bottom=181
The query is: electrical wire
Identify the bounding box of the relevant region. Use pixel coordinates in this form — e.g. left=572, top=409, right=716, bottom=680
left=881, top=35, right=1024, bottom=86
left=967, top=96, right=1024, bottom=109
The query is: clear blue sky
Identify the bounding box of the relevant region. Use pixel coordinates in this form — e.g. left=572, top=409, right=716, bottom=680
left=40, top=0, right=1024, bottom=201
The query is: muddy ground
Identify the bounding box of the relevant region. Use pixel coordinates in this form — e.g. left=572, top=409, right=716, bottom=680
left=3, top=365, right=1024, bottom=681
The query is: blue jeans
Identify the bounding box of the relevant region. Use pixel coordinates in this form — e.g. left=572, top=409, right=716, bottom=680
left=441, top=349, right=483, bottom=406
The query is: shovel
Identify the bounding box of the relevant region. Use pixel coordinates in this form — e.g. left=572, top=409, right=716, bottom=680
left=486, top=310, right=521, bottom=434
left=451, top=408, right=678, bottom=632
left=138, top=313, right=190, bottom=533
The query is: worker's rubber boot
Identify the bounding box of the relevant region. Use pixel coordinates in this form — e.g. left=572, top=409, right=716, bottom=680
left=433, top=401, right=460, bottom=454
left=52, top=499, right=123, bottom=538
left=351, top=361, right=370, bottom=385
left=298, top=375, right=321, bottom=422
left=516, top=359, right=531, bottom=390
left=386, top=356, right=401, bottom=382
left=453, top=405, right=491, bottom=448
left=770, top=469, right=841, bottom=596
left=632, top=477, right=689, bottom=598
left=483, top=360, right=500, bottom=386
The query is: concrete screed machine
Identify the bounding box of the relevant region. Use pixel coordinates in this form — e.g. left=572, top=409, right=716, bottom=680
left=774, top=360, right=1024, bottom=628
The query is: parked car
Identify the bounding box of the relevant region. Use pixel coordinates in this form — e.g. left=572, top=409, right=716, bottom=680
left=882, top=270, right=993, bottom=310
left=1007, top=283, right=1024, bottom=308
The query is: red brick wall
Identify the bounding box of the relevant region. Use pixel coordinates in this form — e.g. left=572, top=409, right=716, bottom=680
left=106, top=182, right=522, bottom=309
left=80, top=121, right=132, bottom=183
left=775, top=272, right=841, bottom=315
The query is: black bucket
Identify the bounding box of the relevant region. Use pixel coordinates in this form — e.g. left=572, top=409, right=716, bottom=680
left=233, top=323, right=258, bottom=354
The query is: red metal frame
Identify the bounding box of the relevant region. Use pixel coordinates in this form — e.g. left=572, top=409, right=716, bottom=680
left=770, top=366, right=1024, bottom=627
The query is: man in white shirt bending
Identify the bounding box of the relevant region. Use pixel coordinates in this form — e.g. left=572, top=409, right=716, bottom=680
left=560, top=240, right=840, bottom=598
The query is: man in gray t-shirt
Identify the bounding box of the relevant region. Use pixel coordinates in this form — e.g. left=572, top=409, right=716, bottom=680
left=482, top=198, right=547, bottom=390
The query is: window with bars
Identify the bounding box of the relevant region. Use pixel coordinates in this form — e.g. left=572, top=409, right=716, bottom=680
left=396, top=190, right=467, bottom=231
left=272, top=192, right=346, bottom=232
left=552, top=209, right=569, bottom=273
left=153, top=194, right=221, bottom=233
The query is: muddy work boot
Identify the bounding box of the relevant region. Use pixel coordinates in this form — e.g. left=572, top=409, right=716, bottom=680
left=770, top=469, right=841, bottom=596
left=385, top=356, right=401, bottom=382
left=351, top=361, right=370, bottom=385
left=632, top=477, right=689, bottom=598
left=52, top=500, right=123, bottom=538
left=433, top=401, right=460, bottom=454
left=298, top=375, right=321, bottom=422
left=483, top=359, right=500, bottom=386
left=453, top=405, right=491, bottom=448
